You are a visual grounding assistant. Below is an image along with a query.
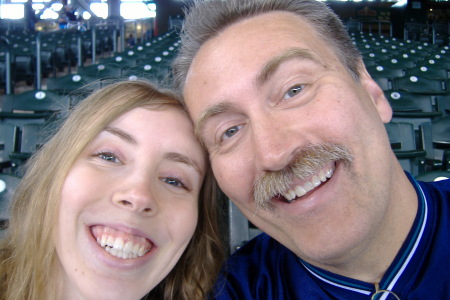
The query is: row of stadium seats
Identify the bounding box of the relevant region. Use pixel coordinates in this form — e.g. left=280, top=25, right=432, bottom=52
left=0, top=29, right=180, bottom=175
left=0, top=27, right=116, bottom=88
left=1, top=29, right=449, bottom=252
left=0, top=30, right=180, bottom=236
left=353, top=34, right=450, bottom=88
left=352, top=33, right=450, bottom=181
left=1, top=27, right=178, bottom=92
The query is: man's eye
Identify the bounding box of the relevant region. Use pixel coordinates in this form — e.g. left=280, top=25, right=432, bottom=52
left=162, top=177, right=187, bottom=189
left=283, top=85, right=303, bottom=99
left=223, top=125, right=242, bottom=140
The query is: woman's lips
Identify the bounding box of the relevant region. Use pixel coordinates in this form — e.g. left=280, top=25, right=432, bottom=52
left=90, top=225, right=155, bottom=260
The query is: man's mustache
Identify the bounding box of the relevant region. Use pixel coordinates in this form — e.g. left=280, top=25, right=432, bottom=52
left=253, top=144, right=353, bottom=210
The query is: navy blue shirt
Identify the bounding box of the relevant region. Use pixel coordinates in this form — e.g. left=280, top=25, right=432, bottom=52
left=213, top=174, right=450, bottom=299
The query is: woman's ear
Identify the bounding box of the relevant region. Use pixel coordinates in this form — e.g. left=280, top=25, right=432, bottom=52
left=359, top=64, right=393, bottom=124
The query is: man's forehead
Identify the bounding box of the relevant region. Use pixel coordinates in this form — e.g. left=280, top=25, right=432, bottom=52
left=183, top=11, right=336, bottom=120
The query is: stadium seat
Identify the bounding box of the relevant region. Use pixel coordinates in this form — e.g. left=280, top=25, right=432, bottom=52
left=373, top=77, right=393, bottom=91
left=420, top=116, right=450, bottom=171
left=416, top=170, right=450, bottom=182
left=367, top=65, right=405, bottom=80
left=0, top=89, right=70, bottom=122
left=385, top=90, right=443, bottom=129
left=122, top=64, right=160, bottom=81
left=0, top=123, right=17, bottom=172
left=392, top=75, right=448, bottom=95
left=13, top=50, right=35, bottom=85
left=0, top=173, right=21, bottom=237
left=77, top=63, right=122, bottom=83
left=436, top=94, right=450, bottom=116
left=9, top=122, right=58, bottom=175
left=405, top=65, right=449, bottom=80
left=377, top=57, right=416, bottom=70
left=46, top=73, right=96, bottom=101
left=385, top=121, right=426, bottom=176
left=98, top=52, right=138, bottom=68
left=228, top=200, right=262, bottom=254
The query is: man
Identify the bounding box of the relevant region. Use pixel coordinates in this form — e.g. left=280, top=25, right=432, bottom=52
left=172, top=0, right=450, bottom=298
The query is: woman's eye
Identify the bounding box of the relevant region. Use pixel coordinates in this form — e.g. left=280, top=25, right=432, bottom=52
left=97, top=152, right=120, bottom=163
left=162, top=177, right=187, bottom=189
left=223, top=125, right=242, bottom=140
left=283, top=85, right=303, bottom=99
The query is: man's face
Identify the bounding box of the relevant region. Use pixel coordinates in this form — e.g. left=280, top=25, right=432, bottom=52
left=184, top=11, right=394, bottom=267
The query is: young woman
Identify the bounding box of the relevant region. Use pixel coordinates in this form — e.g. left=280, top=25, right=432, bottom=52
left=0, top=80, right=224, bottom=300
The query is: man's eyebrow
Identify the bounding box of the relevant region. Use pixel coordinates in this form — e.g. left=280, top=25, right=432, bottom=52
left=195, top=101, right=234, bottom=141
left=256, top=47, right=324, bottom=87
left=164, top=152, right=204, bottom=177
left=104, top=126, right=137, bottom=144
left=193, top=49, right=322, bottom=142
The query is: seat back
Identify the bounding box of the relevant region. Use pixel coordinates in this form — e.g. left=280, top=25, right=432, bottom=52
left=77, top=63, right=122, bottom=80
left=20, top=122, right=55, bottom=154
left=385, top=90, right=443, bottom=129
left=0, top=173, right=21, bottom=236
left=405, top=65, right=449, bottom=80
left=1, top=89, right=69, bottom=114
left=436, top=95, right=450, bottom=116
left=393, top=75, right=448, bottom=95
left=421, top=116, right=450, bottom=170
left=0, top=123, right=18, bottom=171
left=46, top=73, right=95, bottom=96
left=122, top=64, right=160, bottom=81
left=385, top=121, right=426, bottom=176
left=367, top=65, right=405, bottom=80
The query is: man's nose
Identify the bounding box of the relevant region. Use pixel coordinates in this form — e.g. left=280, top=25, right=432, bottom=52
left=252, top=116, right=301, bottom=172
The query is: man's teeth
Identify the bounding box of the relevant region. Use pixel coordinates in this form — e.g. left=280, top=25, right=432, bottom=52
left=96, top=235, right=149, bottom=259
left=282, top=168, right=333, bottom=202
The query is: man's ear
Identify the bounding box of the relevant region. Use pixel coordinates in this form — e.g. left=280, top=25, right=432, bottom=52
left=359, top=64, right=393, bottom=124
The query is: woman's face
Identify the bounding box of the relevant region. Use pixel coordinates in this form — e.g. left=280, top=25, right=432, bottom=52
left=56, top=106, right=206, bottom=300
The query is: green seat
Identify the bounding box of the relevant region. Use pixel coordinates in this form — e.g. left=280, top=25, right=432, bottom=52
left=9, top=122, right=58, bottom=176
left=46, top=73, right=96, bottom=98
left=373, top=77, right=393, bottom=91
left=436, top=95, right=450, bottom=116
left=420, top=116, right=450, bottom=171
left=0, top=123, right=18, bottom=172
left=0, top=173, right=21, bottom=236
left=0, top=89, right=69, bottom=120
left=416, top=170, right=450, bottom=182
left=392, top=76, right=448, bottom=95
left=405, top=65, right=449, bottom=80
left=122, top=64, right=160, bottom=81
left=98, top=52, right=138, bottom=68
left=0, top=90, right=70, bottom=144
left=367, top=65, right=405, bottom=80
left=385, top=121, right=426, bottom=176
left=77, top=63, right=122, bottom=80
left=386, top=90, right=443, bottom=129
left=377, top=57, right=416, bottom=70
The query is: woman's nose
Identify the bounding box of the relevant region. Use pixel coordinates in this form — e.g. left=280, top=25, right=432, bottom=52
left=112, top=177, right=157, bottom=216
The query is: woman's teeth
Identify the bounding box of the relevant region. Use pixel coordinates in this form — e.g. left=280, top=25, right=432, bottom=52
left=282, top=167, right=334, bottom=202
left=96, top=235, right=149, bottom=259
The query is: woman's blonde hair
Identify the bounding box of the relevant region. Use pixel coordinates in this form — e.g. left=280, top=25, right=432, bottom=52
left=0, top=80, right=224, bottom=300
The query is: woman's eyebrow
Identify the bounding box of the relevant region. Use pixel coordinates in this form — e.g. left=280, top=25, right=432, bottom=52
left=164, top=152, right=204, bottom=177
left=103, top=127, right=203, bottom=176
left=104, top=126, right=137, bottom=145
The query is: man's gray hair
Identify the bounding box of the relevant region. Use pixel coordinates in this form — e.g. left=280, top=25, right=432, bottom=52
left=171, top=0, right=362, bottom=97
